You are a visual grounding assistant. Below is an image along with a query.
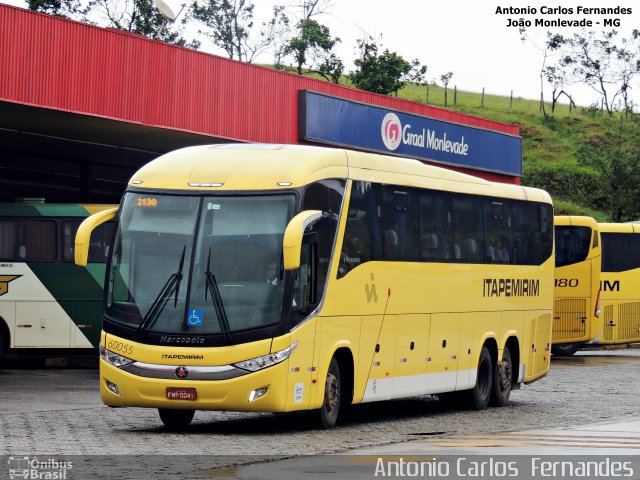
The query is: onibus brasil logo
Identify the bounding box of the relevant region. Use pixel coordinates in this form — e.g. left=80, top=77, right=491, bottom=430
left=380, top=112, right=470, bottom=156
left=8, top=456, right=72, bottom=479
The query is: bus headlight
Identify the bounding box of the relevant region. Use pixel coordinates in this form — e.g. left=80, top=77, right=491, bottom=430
left=99, top=344, right=134, bottom=367
left=233, top=342, right=298, bottom=372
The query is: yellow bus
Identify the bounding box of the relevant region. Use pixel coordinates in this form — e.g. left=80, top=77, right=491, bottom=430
left=75, top=144, right=554, bottom=429
left=552, top=216, right=601, bottom=356
left=596, top=223, right=640, bottom=346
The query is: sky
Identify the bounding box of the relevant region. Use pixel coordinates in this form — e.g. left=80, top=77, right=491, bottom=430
left=2, top=0, right=639, bottom=105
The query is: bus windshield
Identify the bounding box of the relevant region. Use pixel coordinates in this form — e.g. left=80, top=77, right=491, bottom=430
left=555, top=226, right=592, bottom=267
left=106, top=192, right=296, bottom=336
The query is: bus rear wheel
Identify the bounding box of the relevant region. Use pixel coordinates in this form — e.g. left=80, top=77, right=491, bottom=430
left=158, top=408, right=195, bottom=430
left=319, top=357, right=341, bottom=429
left=551, top=343, right=581, bottom=356
left=466, top=346, right=492, bottom=410
left=490, top=346, right=512, bottom=407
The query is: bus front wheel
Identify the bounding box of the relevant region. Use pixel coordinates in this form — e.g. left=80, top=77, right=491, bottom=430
left=158, top=408, right=195, bottom=430
left=319, top=357, right=341, bottom=429
left=490, top=346, right=512, bottom=407
left=467, top=346, right=493, bottom=410
left=551, top=343, right=581, bottom=356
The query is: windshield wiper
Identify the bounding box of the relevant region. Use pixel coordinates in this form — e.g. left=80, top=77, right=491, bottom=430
left=136, top=246, right=186, bottom=338
left=204, top=247, right=232, bottom=342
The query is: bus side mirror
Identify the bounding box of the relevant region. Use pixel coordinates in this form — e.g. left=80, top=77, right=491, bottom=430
left=283, top=210, right=322, bottom=270
left=75, top=207, right=118, bottom=267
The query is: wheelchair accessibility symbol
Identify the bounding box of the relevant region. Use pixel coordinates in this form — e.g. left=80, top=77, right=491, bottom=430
left=187, top=309, right=204, bottom=327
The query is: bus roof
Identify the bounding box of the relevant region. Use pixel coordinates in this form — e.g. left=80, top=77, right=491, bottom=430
left=598, top=223, right=640, bottom=234
left=0, top=203, right=115, bottom=217
left=129, top=144, right=551, bottom=204
left=554, top=216, right=599, bottom=228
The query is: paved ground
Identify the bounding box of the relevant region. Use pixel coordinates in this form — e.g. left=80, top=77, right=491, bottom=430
left=1, top=350, right=639, bottom=478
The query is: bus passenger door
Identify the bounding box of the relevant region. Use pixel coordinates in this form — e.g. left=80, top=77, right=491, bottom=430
left=393, top=314, right=430, bottom=398
left=426, top=313, right=460, bottom=394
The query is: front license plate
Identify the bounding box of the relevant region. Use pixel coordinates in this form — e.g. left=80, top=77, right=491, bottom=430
left=166, top=387, right=197, bottom=401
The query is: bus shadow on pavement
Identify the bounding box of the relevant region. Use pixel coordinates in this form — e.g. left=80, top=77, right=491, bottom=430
left=128, top=396, right=469, bottom=435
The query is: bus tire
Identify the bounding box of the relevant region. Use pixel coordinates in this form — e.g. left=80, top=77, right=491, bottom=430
left=0, top=328, right=5, bottom=359
left=158, top=409, right=195, bottom=430
left=467, top=346, right=492, bottom=410
left=490, top=346, right=512, bottom=407
left=319, top=357, right=341, bottom=429
left=551, top=343, right=580, bottom=356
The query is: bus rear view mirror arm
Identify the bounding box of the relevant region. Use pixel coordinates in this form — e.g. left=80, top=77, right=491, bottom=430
left=75, top=207, right=119, bottom=267
left=283, top=210, right=322, bottom=270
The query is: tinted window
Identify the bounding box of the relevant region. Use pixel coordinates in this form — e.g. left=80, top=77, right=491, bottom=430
left=24, top=221, right=57, bottom=261
left=338, top=182, right=381, bottom=278
left=0, top=220, right=19, bottom=260
left=63, top=220, right=114, bottom=263
left=601, top=233, right=640, bottom=272
left=555, top=226, right=592, bottom=267
left=0, top=220, right=57, bottom=262
left=338, top=180, right=553, bottom=278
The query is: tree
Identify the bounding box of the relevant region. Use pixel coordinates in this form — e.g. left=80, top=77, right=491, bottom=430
left=27, top=0, right=89, bottom=19
left=555, top=30, right=640, bottom=115
left=94, top=0, right=198, bottom=46
left=349, top=35, right=422, bottom=96
left=577, top=116, right=640, bottom=221
left=191, top=0, right=288, bottom=62
left=613, top=29, right=640, bottom=115
left=282, top=1, right=343, bottom=82
left=29, top=0, right=197, bottom=47
left=440, top=71, right=453, bottom=107
left=284, top=18, right=341, bottom=78
left=406, top=59, right=427, bottom=101
left=540, top=32, right=578, bottom=115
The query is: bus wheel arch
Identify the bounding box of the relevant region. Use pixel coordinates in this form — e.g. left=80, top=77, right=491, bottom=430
left=490, top=337, right=518, bottom=407
left=0, top=317, right=9, bottom=358
left=318, top=347, right=354, bottom=429
left=551, top=343, right=581, bottom=356
left=504, top=336, right=520, bottom=385
left=468, top=341, right=496, bottom=410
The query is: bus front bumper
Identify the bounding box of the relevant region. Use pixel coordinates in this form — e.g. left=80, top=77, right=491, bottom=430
left=99, top=358, right=289, bottom=412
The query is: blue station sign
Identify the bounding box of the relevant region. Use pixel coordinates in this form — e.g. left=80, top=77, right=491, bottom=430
left=298, top=90, right=522, bottom=176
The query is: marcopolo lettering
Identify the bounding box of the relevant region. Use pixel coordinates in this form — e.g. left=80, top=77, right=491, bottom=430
left=483, top=278, right=540, bottom=297
left=160, top=336, right=205, bottom=344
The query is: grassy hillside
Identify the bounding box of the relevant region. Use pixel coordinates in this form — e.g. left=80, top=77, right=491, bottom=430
left=284, top=66, right=637, bottom=221
left=394, top=82, right=639, bottom=222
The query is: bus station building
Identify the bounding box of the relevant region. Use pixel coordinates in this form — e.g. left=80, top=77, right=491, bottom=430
left=0, top=4, right=522, bottom=204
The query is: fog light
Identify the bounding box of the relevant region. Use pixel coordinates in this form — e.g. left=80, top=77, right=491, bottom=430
left=248, top=386, right=268, bottom=402
left=106, top=380, right=121, bottom=396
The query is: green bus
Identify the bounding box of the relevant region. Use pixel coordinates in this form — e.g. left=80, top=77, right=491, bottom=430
left=0, top=202, right=114, bottom=358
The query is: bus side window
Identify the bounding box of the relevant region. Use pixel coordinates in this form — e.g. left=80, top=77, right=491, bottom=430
left=338, top=181, right=377, bottom=278
left=300, top=180, right=344, bottom=300
left=24, top=220, right=56, bottom=262
left=62, top=220, right=80, bottom=262
left=291, top=236, right=317, bottom=324
left=63, top=220, right=113, bottom=263
left=0, top=220, right=19, bottom=260
left=88, top=222, right=114, bottom=263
